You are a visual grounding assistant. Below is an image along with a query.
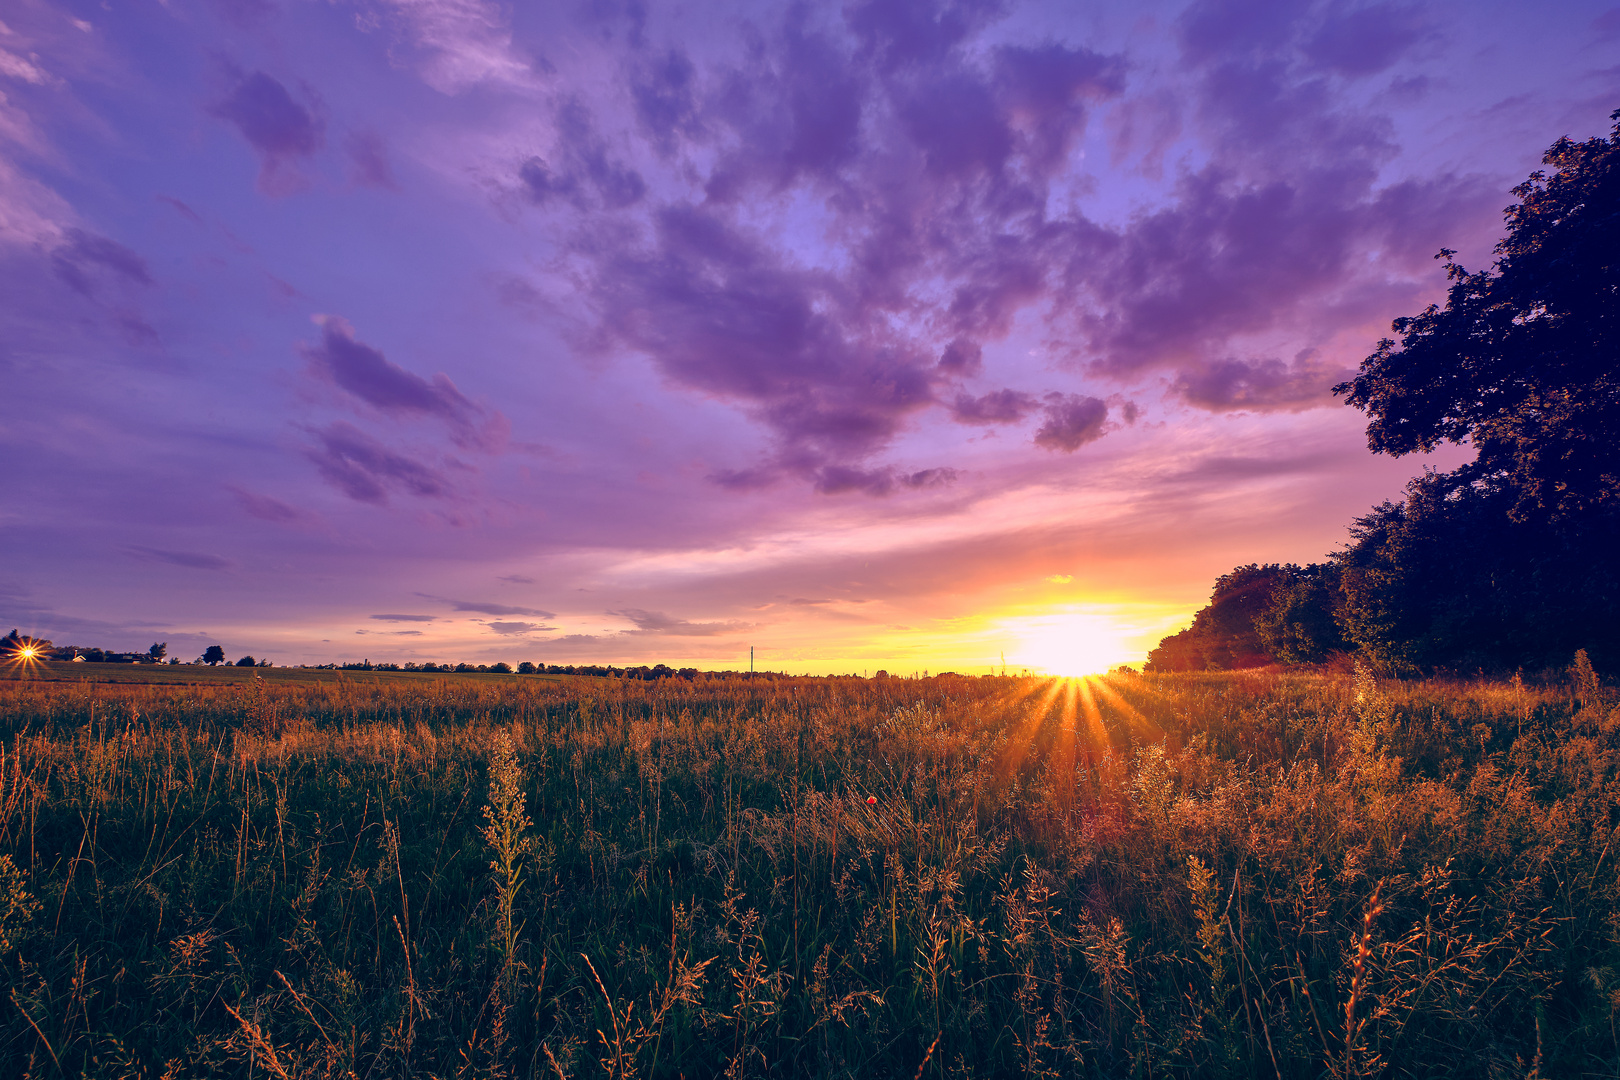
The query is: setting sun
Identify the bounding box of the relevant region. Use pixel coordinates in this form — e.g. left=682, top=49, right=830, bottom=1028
left=1005, top=611, right=1135, bottom=677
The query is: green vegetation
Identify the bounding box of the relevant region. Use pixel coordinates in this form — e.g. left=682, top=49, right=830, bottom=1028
left=0, top=663, right=1615, bottom=1076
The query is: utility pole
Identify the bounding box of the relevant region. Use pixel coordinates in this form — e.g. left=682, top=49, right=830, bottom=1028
left=750, top=645, right=754, bottom=673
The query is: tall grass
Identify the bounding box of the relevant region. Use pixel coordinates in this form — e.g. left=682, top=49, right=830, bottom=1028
left=0, top=665, right=1613, bottom=1076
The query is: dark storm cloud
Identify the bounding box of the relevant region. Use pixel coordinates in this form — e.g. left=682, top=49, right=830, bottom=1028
left=302, top=317, right=507, bottom=451
left=1033, top=394, right=1108, bottom=452
left=609, top=608, right=751, bottom=636
left=124, top=547, right=232, bottom=571
left=210, top=70, right=323, bottom=192
left=304, top=422, right=448, bottom=503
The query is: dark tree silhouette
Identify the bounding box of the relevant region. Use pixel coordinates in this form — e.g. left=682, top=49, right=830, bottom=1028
left=202, top=645, right=226, bottom=666
left=147, top=642, right=167, bottom=664
left=1336, top=110, right=1620, bottom=521
left=235, top=656, right=256, bottom=667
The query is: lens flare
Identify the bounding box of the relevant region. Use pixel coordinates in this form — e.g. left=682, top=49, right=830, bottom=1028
left=4, top=637, right=48, bottom=672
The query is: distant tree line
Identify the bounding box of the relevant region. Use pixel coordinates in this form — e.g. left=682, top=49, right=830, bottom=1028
left=1150, top=112, right=1620, bottom=676
left=1, top=632, right=269, bottom=667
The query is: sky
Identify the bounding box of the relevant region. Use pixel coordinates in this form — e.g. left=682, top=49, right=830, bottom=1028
left=1, top=0, right=1616, bottom=675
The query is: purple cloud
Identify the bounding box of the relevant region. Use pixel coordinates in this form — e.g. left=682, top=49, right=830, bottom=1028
left=370, top=613, right=435, bottom=622
left=50, top=229, right=151, bottom=297
left=419, top=596, right=556, bottom=617
left=1033, top=394, right=1108, bottom=452
left=304, top=422, right=448, bottom=503
left=229, top=486, right=311, bottom=524
left=951, top=388, right=1037, bottom=425
left=346, top=130, right=397, bottom=189
left=210, top=70, right=323, bottom=193
left=610, top=608, right=752, bottom=636
left=486, top=620, right=557, bottom=635
left=1301, top=5, right=1430, bottom=78
left=1175, top=355, right=1347, bottom=412
left=302, top=317, right=507, bottom=451
left=520, top=100, right=646, bottom=210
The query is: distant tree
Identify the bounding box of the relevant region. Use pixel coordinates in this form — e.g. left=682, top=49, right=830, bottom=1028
left=1146, top=565, right=1293, bottom=672
left=517, top=662, right=536, bottom=674
left=490, top=662, right=513, bottom=674
left=235, top=655, right=256, bottom=667
left=148, top=642, right=167, bottom=664
left=202, top=645, right=226, bottom=666
left=1336, top=111, right=1620, bottom=521
left=1253, top=565, right=1346, bottom=664
left=1334, top=474, right=1620, bottom=671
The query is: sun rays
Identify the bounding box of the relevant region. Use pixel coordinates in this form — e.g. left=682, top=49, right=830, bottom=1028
left=991, top=670, right=1173, bottom=784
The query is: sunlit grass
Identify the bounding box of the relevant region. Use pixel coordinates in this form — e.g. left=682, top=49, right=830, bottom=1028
left=0, top=665, right=1611, bottom=1076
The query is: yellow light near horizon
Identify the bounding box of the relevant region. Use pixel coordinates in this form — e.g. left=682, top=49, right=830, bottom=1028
left=19, top=647, right=36, bottom=660
left=1009, top=612, right=1132, bottom=678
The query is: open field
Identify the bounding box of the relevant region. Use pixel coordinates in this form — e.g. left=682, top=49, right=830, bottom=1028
left=0, top=666, right=1614, bottom=1077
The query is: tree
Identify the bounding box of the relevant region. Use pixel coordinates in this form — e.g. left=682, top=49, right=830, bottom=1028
left=1253, top=565, right=1346, bottom=664
left=235, top=655, right=256, bottom=667
left=147, top=642, right=167, bottom=664
left=1145, top=565, right=1294, bottom=671
left=1333, top=473, right=1620, bottom=671
left=1335, top=110, right=1620, bottom=521
left=202, top=645, right=226, bottom=666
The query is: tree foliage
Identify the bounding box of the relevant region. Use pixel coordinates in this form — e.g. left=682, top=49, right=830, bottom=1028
left=1335, top=110, right=1620, bottom=521
left=1155, top=111, right=1620, bottom=675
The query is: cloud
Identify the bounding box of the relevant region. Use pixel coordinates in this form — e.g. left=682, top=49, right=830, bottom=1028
left=228, top=486, right=312, bottom=524
left=370, top=613, right=435, bottom=622
left=346, top=130, right=397, bottom=189
left=124, top=547, right=232, bottom=570
left=210, top=70, right=323, bottom=194
left=1046, top=574, right=1073, bottom=583
left=1301, top=5, right=1430, bottom=78
left=417, top=595, right=556, bottom=617
left=609, top=608, right=752, bottom=637
left=372, top=0, right=535, bottom=94
left=951, top=389, right=1038, bottom=425
left=486, top=620, right=557, bottom=634
left=1033, top=394, right=1108, bottom=452
left=304, top=421, right=449, bottom=503
left=49, top=229, right=151, bottom=297
left=302, top=316, right=507, bottom=450
left=497, top=574, right=536, bottom=584
left=519, top=100, right=646, bottom=211
left=544, top=14, right=1127, bottom=488
left=1175, top=355, right=1347, bottom=412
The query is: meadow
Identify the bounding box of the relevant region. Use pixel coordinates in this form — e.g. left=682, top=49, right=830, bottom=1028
left=0, top=660, right=1614, bottom=1078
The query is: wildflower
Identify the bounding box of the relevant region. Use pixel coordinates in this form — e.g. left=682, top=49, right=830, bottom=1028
left=866, top=795, right=877, bottom=805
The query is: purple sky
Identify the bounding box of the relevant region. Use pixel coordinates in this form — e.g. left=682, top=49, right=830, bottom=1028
left=2, top=0, right=1616, bottom=673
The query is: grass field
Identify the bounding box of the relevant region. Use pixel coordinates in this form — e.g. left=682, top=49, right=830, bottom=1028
left=0, top=661, right=1613, bottom=1077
